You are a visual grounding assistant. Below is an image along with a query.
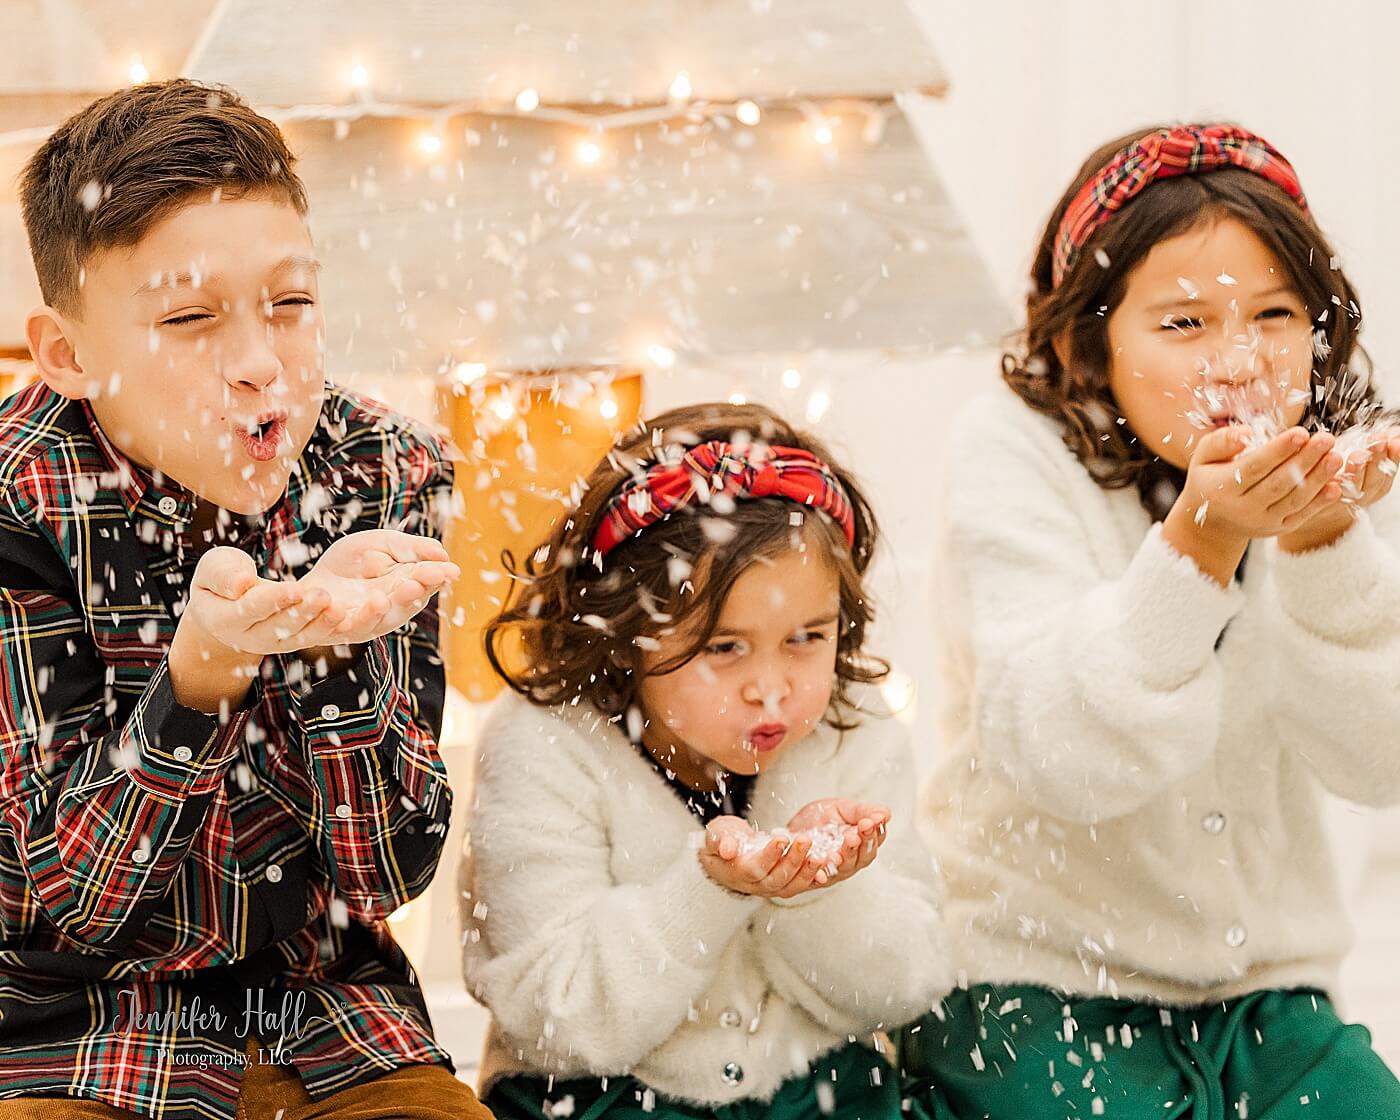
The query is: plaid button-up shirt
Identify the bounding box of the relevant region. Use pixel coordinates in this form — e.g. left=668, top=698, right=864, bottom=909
left=0, top=380, right=458, bottom=1119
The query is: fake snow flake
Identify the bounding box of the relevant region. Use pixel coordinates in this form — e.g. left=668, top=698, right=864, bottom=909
left=700, top=517, right=738, bottom=544
left=1093, top=249, right=1111, bottom=269
left=1216, top=271, right=1237, bottom=286
left=1330, top=425, right=1376, bottom=502
left=667, top=556, right=692, bottom=586
left=544, top=1096, right=575, bottom=1119
left=1194, top=501, right=1209, bottom=528
left=79, top=181, right=103, bottom=212
left=815, top=1082, right=836, bottom=1115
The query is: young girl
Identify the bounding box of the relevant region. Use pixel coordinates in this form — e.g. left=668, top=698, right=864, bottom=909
left=460, top=402, right=950, bottom=1120
left=900, top=123, right=1400, bottom=1117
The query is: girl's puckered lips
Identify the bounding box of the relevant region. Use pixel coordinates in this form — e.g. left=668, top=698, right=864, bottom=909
left=746, top=723, right=788, bottom=752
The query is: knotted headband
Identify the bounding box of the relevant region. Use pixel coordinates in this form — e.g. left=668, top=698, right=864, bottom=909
left=591, top=441, right=856, bottom=559
left=1052, top=124, right=1309, bottom=288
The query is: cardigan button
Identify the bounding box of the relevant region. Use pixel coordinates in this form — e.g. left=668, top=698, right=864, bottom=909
left=172, top=746, right=193, bottom=763
left=320, top=703, right=341, bottom=721
left=719, top=1009, right=742, bottom=1028
left=157, top=496, right=179, bottom=517
left=1202, top=812, right=1226, bottom=834
left=1225, top=923, right=1247, bottom=949
left=721, top=1062, right=744, bottom=1086
left=266, top=864, right=283, bottom=884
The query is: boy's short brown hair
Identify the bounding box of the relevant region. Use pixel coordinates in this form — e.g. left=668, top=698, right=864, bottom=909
left=19, top=79, right=308, bottom=314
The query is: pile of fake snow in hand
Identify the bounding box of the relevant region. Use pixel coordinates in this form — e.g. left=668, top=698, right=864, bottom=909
left=735, top=822, right=850, bottom=865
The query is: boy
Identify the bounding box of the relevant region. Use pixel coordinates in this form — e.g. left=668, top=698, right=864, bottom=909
left=0, top=79, right=490, bottom=1119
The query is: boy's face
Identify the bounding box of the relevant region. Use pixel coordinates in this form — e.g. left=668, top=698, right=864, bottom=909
left=61, top=195, right=325, bottom=514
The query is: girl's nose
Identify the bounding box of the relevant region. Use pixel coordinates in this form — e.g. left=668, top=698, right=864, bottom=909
left=741, top=670, right=790, bottom=714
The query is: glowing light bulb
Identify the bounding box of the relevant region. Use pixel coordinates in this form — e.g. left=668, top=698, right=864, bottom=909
left=599, top=397, right=619, bottom=420
left=576, top=139, right=603, bottom=166
left=645, top=343, right=676, bottom=369
left=348, top=62, right=371, bottom=90
left=806, top=389, right=831, bottom=423
left=418, top=132, right=444, bottom=156
left=781, top=367, right=801, bottom=389
left=812, top=122, right=834, bottom=146
left=669, top=71, right=693, bottom=101
left=515, top=87, right=540, bottom=112
left=736, top=100, right=761, bottom=127
left=128, top=56, right=149, bottom=84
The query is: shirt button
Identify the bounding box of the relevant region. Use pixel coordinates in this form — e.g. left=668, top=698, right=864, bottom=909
left=335, top=803, right=353, bottom=820
left=721, top=1062, right=744, bottom=1086
left=132, top=848, right=149, bottom=864
left=1202, top=812, right=1226, bottom=834
left=320, top=704, right=341, bottom=721
left=173, top=746, right=193, bottom=763
left=157, top=496, right=179, bottom=516
left=719, top=1009, right=742, bottom=1029
left=266, top=864, right=283, bottom=884
left=1225, top=924, right=1247, bottom=948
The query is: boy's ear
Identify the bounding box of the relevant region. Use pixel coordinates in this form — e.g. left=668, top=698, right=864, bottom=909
left=26, top=306, right=90, bottom=400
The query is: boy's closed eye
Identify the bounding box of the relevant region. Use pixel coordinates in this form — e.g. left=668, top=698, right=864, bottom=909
left=161, top=296, right=315, bottom=328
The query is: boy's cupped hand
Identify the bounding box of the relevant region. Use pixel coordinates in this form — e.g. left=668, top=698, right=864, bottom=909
left=184, top=530, right=459, bottom=657
left=697, top=799, right=889, bottom=899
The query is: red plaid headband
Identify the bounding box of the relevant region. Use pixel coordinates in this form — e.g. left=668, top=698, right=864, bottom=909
left=591, top=441, right=856, bottom=559
left=1052, top=124, right=1308, bottom=288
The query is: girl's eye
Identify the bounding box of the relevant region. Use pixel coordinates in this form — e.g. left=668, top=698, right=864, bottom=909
left=1160, top=315, right=1204, bottom=332
left=791, top=630, right=832, bottom=647
left=705, top=641, right=742, bottom=657
left=1257, top=307, right=1294, bottom=322
left=274, top=296, right=315, bottom=310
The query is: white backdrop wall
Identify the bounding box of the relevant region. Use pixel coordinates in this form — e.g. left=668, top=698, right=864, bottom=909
left=903, top=0, right=1400, bottom=378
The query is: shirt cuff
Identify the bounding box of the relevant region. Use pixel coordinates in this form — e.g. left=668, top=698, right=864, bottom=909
left=1116, top=522, right=1245, bottom=684
left=1272, top=510, right=1399, bottom=641
left=129, top=657, right=250, bottom=800
left=299, top=637, right=394, bottom=753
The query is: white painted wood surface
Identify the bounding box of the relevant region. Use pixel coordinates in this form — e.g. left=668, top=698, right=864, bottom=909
left=0, top=0, right=217, bottom=94
left=289, top=107, right=1006, bottom=375
left=188, top=0, right=947, bottom=107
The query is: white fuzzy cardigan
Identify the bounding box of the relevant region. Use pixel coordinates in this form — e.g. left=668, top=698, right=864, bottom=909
left=924, top=385, right=1400, bottom=1006
left=460, top=693, right=949, bottom=1104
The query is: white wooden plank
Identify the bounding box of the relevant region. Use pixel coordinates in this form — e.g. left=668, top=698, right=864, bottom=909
left=189, top=0, right=947, bottom=107
left=0, top=0, right=219, bottom=93
left=292, top=106, right=1005, bottom=375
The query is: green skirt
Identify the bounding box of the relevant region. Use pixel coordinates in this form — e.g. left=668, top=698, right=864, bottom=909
left=897, top=984, right=1400, bottom=1119
left=484, top=1041, right=904, bottom=1120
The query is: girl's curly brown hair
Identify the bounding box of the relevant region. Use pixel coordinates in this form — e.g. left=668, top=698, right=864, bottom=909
left=1006, top=123, right=1383, bottom=518
left=485, top=401, right=888, bottom=730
